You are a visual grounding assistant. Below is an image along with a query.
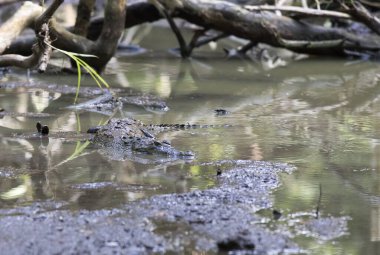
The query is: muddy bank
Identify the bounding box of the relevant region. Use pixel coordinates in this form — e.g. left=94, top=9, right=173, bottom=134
left=0, top=160, right=349, bottom=254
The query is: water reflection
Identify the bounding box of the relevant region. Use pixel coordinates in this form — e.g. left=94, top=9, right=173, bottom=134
left=2, top=42, right=380, bottom=253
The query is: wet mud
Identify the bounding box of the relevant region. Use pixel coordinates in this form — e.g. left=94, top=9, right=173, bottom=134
left=1, top=81, right=168, bottom=112
left=0, top=160, right=349, bottom=254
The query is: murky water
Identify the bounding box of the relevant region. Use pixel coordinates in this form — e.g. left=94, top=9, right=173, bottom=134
left=1, top=29, right=380, bottom=254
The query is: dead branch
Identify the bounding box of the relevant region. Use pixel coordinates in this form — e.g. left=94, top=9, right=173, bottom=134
left=88, top=0, right=161, bottom=41
left=34, top=0, right=63, bottom=29
left=341, top=1, right=380, bottom=36
left=0, top=0, right=126, bottom=73
left=0, top=44, right=40, bottom=68
left=0, top=0, right=63, bottom=69
left=47, top=0, right=126, bottom=72
left=359, top=0, right=380, bottom=9
left=73, top=0, right=96, bottom=37
left=243, top=5, right=351, bottom=19
left=0, top=2, right=43, bottom=54
left=156, top=0, right=380, bottom=56
left=90, top=0, right=126, bottom=71
left=3, top=0, right=380, bottom=71
left=37, top=23, right=52, bottom=73
left=35, top=0, right=63, bottom=72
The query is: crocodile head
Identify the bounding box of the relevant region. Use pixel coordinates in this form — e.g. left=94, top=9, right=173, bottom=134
left=90, top=118, right=195, bottom=161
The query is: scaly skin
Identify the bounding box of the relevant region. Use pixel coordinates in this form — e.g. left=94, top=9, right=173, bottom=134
left=90, top=118, right=194, bottom=158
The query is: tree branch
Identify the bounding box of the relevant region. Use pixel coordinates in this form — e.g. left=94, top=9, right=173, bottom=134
left=0, top=44, right=40, bottom=68
left=34, top=0, right=64, bottom=29
left=156, top=0, right=380, bottom=56
left=0, top=2, right=43, bottom=54
left=74, top=0, right=96, bottom=37
left=0, top=0, right=63, bottom=69
left=244, top=5, right=351, bottom=19
left=342, top=1, right=380, bottom=36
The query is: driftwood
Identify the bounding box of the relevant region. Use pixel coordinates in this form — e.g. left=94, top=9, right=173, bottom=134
left=0, top=0, right=126, bottom=72
left=0, top=2, right=42, bottom=55
left=2, top=0, right=380, bottom=72
left=0, top=0, right=61, bottom=69
left=153, top=0, right=380, bottom=56
left=64, top=0, right=380, bottom=57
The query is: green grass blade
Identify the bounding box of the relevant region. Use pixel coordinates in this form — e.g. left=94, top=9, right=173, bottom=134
left=75, top=57, right=110, bottom=88
left=43, top=42, right=110, bottom=102
left=75, top=59, right=81, bottom=104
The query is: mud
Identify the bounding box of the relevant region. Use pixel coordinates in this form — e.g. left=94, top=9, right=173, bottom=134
left=0, top=160, right=349, bottom=254
left=0, top=81, right=117, bottom=97
left=1, top=82, right=168, bottom=111
left=0, top=111, right=53, bottom=118
left=296, top=216, right=349, bottom=241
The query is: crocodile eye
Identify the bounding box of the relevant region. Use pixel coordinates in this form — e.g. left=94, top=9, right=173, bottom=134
left=154, top=141, right=162, bottom=146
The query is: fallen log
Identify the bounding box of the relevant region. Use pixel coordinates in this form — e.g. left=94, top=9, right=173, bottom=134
left=3, top=0, right=380, bottom=72
left=155, top=0, right=380, bottom=56
left=0, top=0, right=126, bottom=72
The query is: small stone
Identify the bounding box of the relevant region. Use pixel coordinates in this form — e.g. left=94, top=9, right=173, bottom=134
left=214, top=109, right=229, bottom=116
left=105, top=241, right=119, bottom=247
left=272, top=209, right=282, bottom=220
left=41, top=125, right=49, bottom=135
left=36, top=122, right=42, bottom=133
left=162, top=140, right=171, bottom=145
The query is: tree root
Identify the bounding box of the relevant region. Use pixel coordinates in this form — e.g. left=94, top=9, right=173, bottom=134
left=2, top=0, right=380, bottom=72
left=0, top=0, right=126, bottom=73
left=155, top=0, right=380, bottom=56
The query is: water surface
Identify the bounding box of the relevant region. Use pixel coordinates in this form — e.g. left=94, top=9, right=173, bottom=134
left=1, top=34, right=380, bottom=254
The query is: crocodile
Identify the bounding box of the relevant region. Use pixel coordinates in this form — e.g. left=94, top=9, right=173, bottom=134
left=88, top=118, right=233, bottom=161
left=88, top=118, right=195, bottom=161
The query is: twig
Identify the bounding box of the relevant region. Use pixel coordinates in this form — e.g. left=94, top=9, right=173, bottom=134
left=244, top=5, right=351, bottom=19
left=359, top=0, right=380, bottom=9
left=239, top=41, right=257, bottom=54
left=35, top=0, right=64, bottom=29
left=193, top=32, right=228, bottom=49
left=315, top=184, right=322, bottom=219
left=37, top=23, right=53, bottom=73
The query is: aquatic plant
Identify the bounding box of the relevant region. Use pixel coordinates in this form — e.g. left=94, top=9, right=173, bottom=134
left=47, top=43, right=110, bottom=103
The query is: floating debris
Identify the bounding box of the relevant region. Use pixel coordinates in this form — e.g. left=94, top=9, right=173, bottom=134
left=36, top=122, right=49, bottom=136
left=214, top=109, right=230, bottom=116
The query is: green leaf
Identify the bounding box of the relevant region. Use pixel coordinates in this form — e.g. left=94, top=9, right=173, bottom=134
left=44, top=42, right=110, bottom=103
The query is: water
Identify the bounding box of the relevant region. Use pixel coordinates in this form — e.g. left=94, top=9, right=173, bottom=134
left=1, top=31, right=380, bottom=254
